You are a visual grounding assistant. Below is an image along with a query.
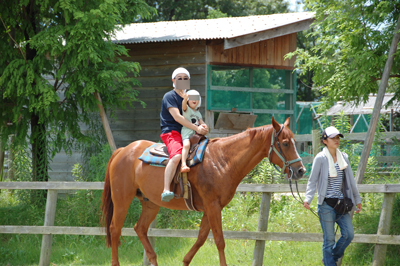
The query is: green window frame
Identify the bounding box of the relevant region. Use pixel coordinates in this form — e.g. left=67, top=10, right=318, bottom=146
left=206, top=65, right=297, bottom=129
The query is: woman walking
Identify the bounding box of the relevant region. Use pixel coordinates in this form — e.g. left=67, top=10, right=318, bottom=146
left=303, top=126, right=362, bottom=266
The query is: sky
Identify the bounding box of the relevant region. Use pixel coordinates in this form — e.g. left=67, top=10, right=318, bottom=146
left=288, top=0, right=304, bottom=12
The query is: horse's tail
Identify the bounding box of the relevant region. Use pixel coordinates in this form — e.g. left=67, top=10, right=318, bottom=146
left=100, top=147, right=124, bottom=248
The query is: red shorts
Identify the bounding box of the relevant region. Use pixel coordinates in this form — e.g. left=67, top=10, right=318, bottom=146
left=160, top=130, right=183, bottom=159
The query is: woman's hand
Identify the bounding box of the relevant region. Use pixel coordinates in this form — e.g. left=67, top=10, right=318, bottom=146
left=355, top=203, right=362, bottom=213
left=303, top=202, right=310, bottom=210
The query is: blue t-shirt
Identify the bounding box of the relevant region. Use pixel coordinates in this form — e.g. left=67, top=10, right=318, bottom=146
left=160, top=90, right=183, bottom=134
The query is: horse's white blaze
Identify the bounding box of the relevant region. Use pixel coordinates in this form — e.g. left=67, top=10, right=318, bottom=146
left=291, top=138, right=301, bottom=159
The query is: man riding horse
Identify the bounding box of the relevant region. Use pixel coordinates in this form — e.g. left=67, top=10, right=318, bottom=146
left=159, top=67, right=208, bottom=202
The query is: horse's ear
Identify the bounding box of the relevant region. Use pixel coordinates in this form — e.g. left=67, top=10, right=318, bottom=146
left=284, top=117, right=290, bottom=127
left=271, top=116, right=281, bottom=132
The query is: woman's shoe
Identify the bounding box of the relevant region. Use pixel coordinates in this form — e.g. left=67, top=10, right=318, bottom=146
left=161, top=191, right=174, bottom=202
left=181, top=165, right=190, bottom=173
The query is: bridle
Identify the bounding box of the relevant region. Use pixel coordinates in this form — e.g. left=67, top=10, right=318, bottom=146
left=268, top=125, right=302, bottom=181
left=267, top=125, right=315, bottom=214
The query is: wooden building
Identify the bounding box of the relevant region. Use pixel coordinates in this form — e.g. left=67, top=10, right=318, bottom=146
left=49, top=12, right=315, bottom=181
left=111, top=12, right=315, bottom=145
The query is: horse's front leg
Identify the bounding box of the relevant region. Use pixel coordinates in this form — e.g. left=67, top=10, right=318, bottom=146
left=183, top=213, right=210, bottom=266
left=206, top=204, right=227, bottom=266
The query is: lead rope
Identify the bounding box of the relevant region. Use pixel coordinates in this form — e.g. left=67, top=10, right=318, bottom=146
left=289, top=174, right=346, bottom=224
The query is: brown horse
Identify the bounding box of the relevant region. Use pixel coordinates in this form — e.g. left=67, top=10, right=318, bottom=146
left=100, top=117, right=305, bottom=266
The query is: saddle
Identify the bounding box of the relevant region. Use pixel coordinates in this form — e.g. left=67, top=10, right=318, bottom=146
left=149, top=133, right=206, bottom=212
left=149, top=133, right=206, bottom=165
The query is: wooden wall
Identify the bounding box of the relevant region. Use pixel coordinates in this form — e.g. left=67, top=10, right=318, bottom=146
left=207, top=33, right=296, bottom=68
left=111, top=40, right=208, bottom=147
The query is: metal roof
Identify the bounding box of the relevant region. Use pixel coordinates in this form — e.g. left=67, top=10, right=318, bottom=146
left=326, top=94, right=400, bottom=116
left=113, top=12, right=315, bottom=44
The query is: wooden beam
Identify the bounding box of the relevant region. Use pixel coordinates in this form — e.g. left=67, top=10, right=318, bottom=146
left=252, top=192, right=272, bottom=266
left=1, top=226, right=400, bottom=245
left=94, top=92, right=117, bottom=152
left=2, top=182, right=400, bottom=193
left=355, top=14, right=400, bottom=184
left=39, top=190, right=58, bottom=266
left=210, top=85, right=294, bottom=94
left=0, top=140, right=5, bottom=182
left=372, top=193, right=396, bottom=266
left=224, top=19, right=314, bottom=50
left=294, top=132, right=400, bottom=142
left=312, top=130, right=321, bottom=158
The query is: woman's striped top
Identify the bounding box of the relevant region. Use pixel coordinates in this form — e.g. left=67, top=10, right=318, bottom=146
left=325, top=163, right=344, bottom=199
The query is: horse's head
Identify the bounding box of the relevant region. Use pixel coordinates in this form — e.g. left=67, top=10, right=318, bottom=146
left=268, top=117, right=306, bottom=181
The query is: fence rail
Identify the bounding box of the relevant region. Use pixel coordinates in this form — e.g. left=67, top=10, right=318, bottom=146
left=0, top=182, right=399, bottom=266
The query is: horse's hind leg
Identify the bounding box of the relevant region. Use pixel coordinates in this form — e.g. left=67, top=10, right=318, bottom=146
left=110, top=188, right=136, bottom=266
left=134, top=200, right=160, bottom=266
left=183, top=213, right=210, bottom=266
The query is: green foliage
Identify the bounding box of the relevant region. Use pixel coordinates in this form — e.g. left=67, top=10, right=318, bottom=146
left=288, top=0, right=400, bottom=105
left=244, top=158, right=279, bottom=184
left=72, top=144, right=112, bottom=182
left=207, top=8, right=228, bottom=19
left=0, top=0, right=156, bottom=183
left=143, top=0, right=290, bottom=21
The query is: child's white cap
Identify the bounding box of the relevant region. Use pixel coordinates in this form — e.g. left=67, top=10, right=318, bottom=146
left=187, top=89, right=201, bottom=110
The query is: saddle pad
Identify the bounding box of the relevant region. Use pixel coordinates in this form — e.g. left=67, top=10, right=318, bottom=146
left=139, top=138, right=209, bottom=167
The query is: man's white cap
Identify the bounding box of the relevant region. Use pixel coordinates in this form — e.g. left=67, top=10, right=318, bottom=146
left=187, top=89, right=201, bottom=109
left=172, top=67, right=190, bottom=87
left=322, top=126, right=344, bottom=139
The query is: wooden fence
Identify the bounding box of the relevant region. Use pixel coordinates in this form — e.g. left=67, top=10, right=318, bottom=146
left=0, top=182, right=399, bottom=266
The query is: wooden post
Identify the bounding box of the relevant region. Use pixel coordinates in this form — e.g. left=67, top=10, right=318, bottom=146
left=355, top=14, right=400, bottom=184
left=94, top=92, right=117, bottom=152
left=252, top=192, right=272, bottom=266
left=39, top=190, right=58, bottom=266
left=143, top=219, right=157, bottom=266
left=312, top=130, right=320, bottom=158
left=7, top=135, right=15, bottom=181
left=372, top=193, right=396, bottom=266
left=390, top=109, right=394, bottom=132
left=0, top=140, right=5, bottom=182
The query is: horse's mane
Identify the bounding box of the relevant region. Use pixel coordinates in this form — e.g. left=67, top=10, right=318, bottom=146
left=208, top=124, right=273, bottom=144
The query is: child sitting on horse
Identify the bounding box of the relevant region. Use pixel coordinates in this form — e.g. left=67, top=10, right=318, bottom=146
left=180, top=89, right=206, bottom=173
left=159, top=67, right=208, bottom=202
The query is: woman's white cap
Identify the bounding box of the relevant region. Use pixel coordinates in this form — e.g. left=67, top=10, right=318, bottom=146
left=172, top=67, right=190, bottom=87
left=187, top=89, right=201, bottom=109
left=323, top=126, right=344, bottom=139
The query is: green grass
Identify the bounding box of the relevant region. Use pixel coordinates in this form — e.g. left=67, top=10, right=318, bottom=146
left=1, top=190, right=400, bottom=265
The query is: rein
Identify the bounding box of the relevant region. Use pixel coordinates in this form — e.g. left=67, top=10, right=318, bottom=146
left=268, top=126, right=345, bottom=227
left=267, top=125, right=338, bottom=221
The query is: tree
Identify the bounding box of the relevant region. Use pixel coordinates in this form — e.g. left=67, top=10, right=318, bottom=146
left=293, top=29, right=322, bottom=101
left=0, top=0, right=155, bottom=185
left=287, top=0, right=400, bottom=106
left=143, top=0, right=291, bottom=21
